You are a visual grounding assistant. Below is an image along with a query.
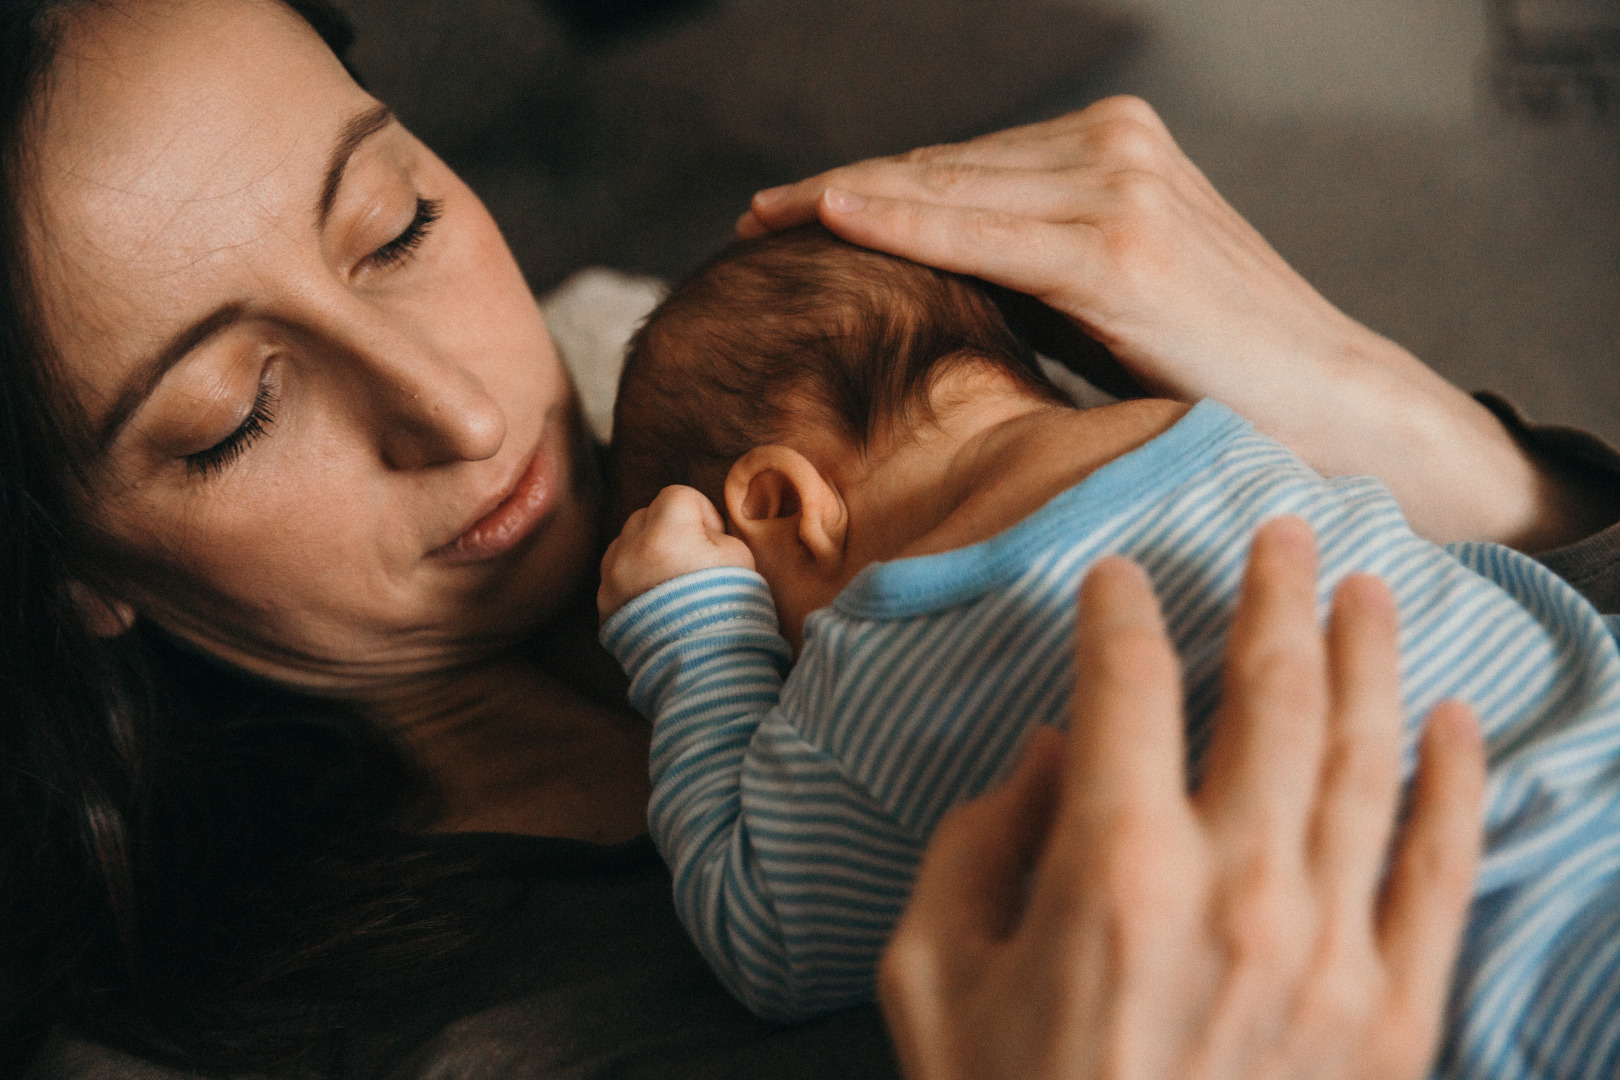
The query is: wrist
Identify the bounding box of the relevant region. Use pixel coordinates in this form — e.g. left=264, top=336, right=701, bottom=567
left=597, top=561, right=690, bottom=621
left=600, top=547, right=754, bottom=620
left=600, top=567, right=782, bottom=691
left=1267, top=328, right=1553, bottom=547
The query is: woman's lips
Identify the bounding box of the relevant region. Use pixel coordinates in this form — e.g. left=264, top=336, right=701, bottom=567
left=433, top=438, right=556, bottom=563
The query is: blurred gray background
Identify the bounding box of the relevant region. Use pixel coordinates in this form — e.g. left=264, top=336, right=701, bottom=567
left=334, top=0, right=1620, bottom=444
left=1109, top=0, right=1620, bottom=445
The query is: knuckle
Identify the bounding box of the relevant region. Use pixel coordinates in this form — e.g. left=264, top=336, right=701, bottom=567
left=917, top=160, right=982, bottom=200
left=879, top=917, right=958, bottom=1000
left=1323, top=737, right=1399, bottom=805
left=962, top=207, right=1023, bottom=244
left=1407, top=834, right=1477, bottom=908
left=875, top=944, right=908, bottom=1003
left=876, top=947, right=926, bottom=1012
left=899, top=141, right=955, bottom=165
left=1291, top=974, right=1375, bottom=1045
left=1291, top=937, right=1380, bottom=1034
left=1093, top=810, right=1184, bottom=924
left=1369, top=999, right=1439, bottom=1077
left=1091, top=116, right=1166, bottom=172
left=1092, top=94, right=1167, bottom=132
left=1097, top=219, right=1166, bottom=280
left=1092, top=172, right=1179, bottom=275
left=646, top=527, right=693, bottom=561
left=1437, top=850, right=1478, bottom=906
left=1240, top=649, right=1327, bottom=720
left=1218, top=856, right=1308, bottom=978
left=878, top=922, right=928, bottom=982
left=1077, top=819, right=1202, bottom=974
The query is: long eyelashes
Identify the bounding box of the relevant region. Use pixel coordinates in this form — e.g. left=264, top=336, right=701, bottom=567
left=367, top=196, right=443, bottom=269
left=178, top=197, right=442, bottom=480
left=179, top=198, right=441, bottom=480
left=184, top=376, right=277, bottom=479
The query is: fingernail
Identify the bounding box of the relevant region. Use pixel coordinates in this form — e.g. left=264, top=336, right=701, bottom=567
left=824, top=188, right=867, bottom=214
left=753, top=184, right=792, bottom=208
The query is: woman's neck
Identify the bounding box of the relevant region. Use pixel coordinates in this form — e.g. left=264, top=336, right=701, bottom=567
left=398, top=660, right=650, bottom=843
left=370, top=590, right=650, bottom=844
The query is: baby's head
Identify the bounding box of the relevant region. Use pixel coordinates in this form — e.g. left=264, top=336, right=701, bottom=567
left=605, top=226, right=1070, bottom=641
left=609, top=225, right=1061, bottom=525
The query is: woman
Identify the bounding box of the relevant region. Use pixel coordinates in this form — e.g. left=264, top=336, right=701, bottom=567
left=0, top=1, right=1612, bottom=1077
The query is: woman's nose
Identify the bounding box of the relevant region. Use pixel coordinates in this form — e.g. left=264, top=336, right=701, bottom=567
left=374, top=365, right=506, bottom=470
left=350, top=328, right=507, bottom=470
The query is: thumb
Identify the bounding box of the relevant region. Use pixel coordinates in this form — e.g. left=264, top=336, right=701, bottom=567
left=880, top=727, right=1066, bottom=1076
left=901, top=726, right=1066, bottom=946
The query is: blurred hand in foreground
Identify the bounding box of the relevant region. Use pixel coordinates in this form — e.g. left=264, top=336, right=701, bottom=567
left=879, top=517, right=1486, bottom=1080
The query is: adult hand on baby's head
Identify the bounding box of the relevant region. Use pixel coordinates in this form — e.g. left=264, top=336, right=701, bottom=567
left=740, top=96, right=1591, bottom=551
left=598, top=485, right=756, bottom=620
left=739, top=95, right=1328, bottom=405
left=878, top=518, right=1487, bottom=1080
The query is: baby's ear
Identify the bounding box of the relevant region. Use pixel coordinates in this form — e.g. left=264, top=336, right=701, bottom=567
left=725, top=446, right=847, bottom=570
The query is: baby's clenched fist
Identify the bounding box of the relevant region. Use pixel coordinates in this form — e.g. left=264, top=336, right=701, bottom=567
left=598, top=485, right=756, bottom=619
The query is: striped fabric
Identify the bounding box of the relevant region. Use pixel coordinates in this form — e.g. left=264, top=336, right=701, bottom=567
left=601, top=400, right=1620, bottom=1076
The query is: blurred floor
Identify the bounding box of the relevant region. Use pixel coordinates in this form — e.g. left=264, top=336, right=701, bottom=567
left=1068, top=0, right=1620, bottom=441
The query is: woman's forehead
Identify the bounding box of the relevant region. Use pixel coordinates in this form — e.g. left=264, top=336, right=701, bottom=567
left=34, top=0, right=357, bottom=206
left=25, top=0, right=370, bottom=405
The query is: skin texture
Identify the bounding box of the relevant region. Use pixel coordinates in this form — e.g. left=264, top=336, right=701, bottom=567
left=25, top=0, right=648, bottom=840
left=878, top=521, right=1487, bottom=1080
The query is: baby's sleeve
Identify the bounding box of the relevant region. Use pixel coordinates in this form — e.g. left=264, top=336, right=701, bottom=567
left=1427, top=542, right=1620, bottom=1077
left=600, top=567, right=790, bottom=730
left=603, top=568, right=910, bottom=1021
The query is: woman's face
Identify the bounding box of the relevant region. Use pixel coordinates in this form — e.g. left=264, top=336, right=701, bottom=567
left=25, top=0, right=598, bottom=696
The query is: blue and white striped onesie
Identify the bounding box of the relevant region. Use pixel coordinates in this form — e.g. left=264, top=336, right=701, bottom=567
left=602, top=399, right=1620, bottom=1077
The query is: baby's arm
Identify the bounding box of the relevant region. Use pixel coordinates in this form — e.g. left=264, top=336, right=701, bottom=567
left=598, top=485, right=756, bottom=619
left=603, top=487, right=889, bottom=1020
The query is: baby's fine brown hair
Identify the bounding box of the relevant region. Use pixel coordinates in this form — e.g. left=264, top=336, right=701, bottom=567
left=608, top=226, right=1063, bottom=524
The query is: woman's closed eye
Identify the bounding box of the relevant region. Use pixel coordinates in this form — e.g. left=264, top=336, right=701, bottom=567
left=184, top=373, right=277, bottom=479
left=365, top=196, right=443, bottom=271
left=176, top=196, right=442, bottom=479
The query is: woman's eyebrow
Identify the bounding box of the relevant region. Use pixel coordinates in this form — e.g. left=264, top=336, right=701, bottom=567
left=317, top=103, right=396, bottom=230
left=97, top=302, right=248, bottom=449
left=97, top=104, right=399, bottom=449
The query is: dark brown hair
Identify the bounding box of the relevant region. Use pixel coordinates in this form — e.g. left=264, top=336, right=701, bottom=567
left=609, top=225, right=1064, bottom=522
left=0, top=4, right=486, bottom=1075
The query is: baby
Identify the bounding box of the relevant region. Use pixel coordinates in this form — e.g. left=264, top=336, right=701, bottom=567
left=599, top=227, right=1620, bottom=1076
